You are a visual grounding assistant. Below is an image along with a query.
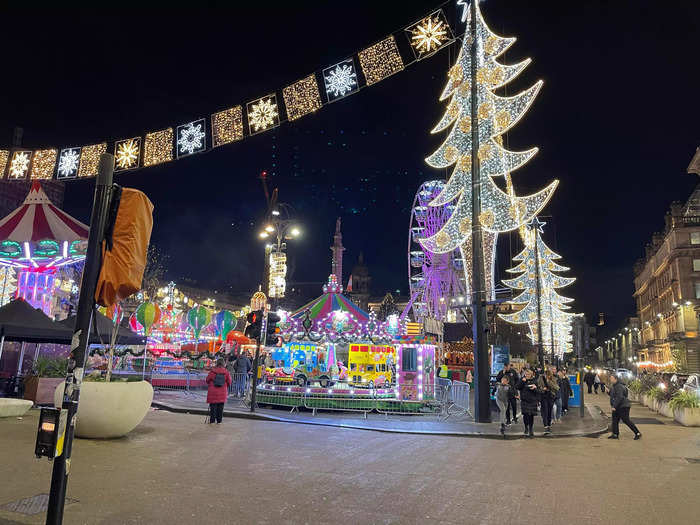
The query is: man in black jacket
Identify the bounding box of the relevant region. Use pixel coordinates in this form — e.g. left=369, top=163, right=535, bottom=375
left=496, top=363, right=519, bottom=424
left=608, top=374, right=641, bottom=440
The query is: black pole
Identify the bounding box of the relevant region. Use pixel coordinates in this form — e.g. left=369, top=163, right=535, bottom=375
left=469, top=0, right=491, bottom=423
left=249, top=312, right=267, bottom=412
left=577, top=328, right=584, bottom=418
left=46, top=153, right=114, bottom=525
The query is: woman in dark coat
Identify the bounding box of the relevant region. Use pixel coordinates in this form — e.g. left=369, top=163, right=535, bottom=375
left=206, top=358, right=232, bottom=424
left=516, top=368, right=540, bottom=438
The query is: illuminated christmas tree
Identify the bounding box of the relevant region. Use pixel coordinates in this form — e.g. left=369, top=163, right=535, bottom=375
left=419, top=1, right=558, bottom=299
left=499, top=218, right=575, bottom=358
left=0, top=267, right=17, bottom=307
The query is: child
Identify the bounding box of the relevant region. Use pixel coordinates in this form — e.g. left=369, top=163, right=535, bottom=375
left=495, top=375, right=511, bottom=438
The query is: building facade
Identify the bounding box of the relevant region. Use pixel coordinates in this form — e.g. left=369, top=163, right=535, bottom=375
left=633, top=187, right=700, bottom=372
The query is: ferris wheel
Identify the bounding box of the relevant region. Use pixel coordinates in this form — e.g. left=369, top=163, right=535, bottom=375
left=405, top=180, right=467, bottom=322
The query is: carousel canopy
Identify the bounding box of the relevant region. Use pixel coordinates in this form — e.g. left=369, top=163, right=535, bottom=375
left=0, top=181, right=88, bottom=268
left=291, top=274, right=369, bottom=322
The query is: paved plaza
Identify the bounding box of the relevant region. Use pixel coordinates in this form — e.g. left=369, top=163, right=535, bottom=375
left=1, top=395, right=699, bottom=524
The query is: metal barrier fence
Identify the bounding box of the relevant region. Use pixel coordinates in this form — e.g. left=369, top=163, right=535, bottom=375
left=442, top=380, right=471, bottom=420
left=149, top=369, right=208, bottom=394
left=375, top=384, right=448, bottom=417
left=228, top=373, right=251, bottom=398
left=303, top=388, right=379, bottom=417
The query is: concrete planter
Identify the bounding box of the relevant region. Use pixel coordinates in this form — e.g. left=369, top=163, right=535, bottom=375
left=54, top=381, right=153, bottom=439
left=657, top=401, right=673, bottom=418
left=0, top=398, right=33, bottom=417
left=24, top=377, right=64, bottom=405
left=641, top=394, right=651, bottom=408
left=628, top=392, right=640, bottom=403
left=673, top=407, right=700, bottom=427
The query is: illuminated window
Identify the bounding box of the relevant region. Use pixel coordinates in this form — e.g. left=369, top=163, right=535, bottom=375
left=694, top=259, right=700, bottom=272
left=692, top=232, right=700, bottom=245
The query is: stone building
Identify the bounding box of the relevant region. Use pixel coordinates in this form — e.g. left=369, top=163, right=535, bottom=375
left=632, top=186, right=700, bottom=372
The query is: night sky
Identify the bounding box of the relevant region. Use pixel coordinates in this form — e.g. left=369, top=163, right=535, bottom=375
left=1, top=1, right=698, bottom=339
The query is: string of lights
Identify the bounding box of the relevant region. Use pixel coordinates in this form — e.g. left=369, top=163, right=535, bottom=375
left=0, top=0, right=459, bottom=181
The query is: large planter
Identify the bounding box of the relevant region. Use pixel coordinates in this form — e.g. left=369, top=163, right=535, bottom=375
left=673, top=407, right=700, bottom=427
left=0, top=398, right=33, bottom=417
left=24, top=377, right=64, bottom=405
left=657, top=401, right=673, bottom=418
left=54, top=381, right=153, bottom=439
left=628, top=392, right=639, bottom=403
left=641, top=394, right=651, bottom=408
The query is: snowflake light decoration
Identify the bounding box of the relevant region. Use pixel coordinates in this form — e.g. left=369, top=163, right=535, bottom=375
left=8, top=151, right=31, bottom=179
left=176, top=119, right=207, bottom=158
left=114, top=137, right=141, bottom=171
left=57, top=148, right=81, bottom=179
left=246, top=95, right=279, bottom=135
left=407, top=11, right=452, bottom=59
left=323, top=59, right=358, bottom=101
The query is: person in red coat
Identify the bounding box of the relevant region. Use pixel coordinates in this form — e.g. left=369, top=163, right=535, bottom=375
left=206, top=359, right=231, bottom=424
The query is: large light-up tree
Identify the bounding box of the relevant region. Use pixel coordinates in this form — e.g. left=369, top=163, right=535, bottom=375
left=499, top=218, right=575, bottom=362
left=419, top=1, right=558, bottom=299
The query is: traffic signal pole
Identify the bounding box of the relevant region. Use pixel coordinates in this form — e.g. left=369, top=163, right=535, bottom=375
left=46, top=154, right=114, bottom=525
left=249, top=312, right=267, bottom=413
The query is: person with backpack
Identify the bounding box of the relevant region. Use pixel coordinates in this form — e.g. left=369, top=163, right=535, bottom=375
left=608, top=373, right=641, bottom=440
left=206, top=358, right=231, bottom=424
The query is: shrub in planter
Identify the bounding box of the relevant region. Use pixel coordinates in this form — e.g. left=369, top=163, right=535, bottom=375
left=646, top=386, right=664, bottom=410
left=628, top=380, right=642, bottom=401
left=24, top=357, right=69, bottom=404
left=669, top=391, right=700, bottom=427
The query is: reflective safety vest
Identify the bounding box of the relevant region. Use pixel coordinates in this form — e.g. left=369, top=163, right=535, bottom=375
left=438, top=364, right=448, bottom=378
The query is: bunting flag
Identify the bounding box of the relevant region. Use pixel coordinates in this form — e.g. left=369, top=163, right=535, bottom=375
left=0, top=3, right=459, bottom=181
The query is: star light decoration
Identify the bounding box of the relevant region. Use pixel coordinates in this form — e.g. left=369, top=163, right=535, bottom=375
left=417, top=1, right=558, bottom=300
left=57, top=148, right=81, bottom=179
left=176, top=119, right=207, bottom=158
left=30, top=149, right=58, bottom=179
left=143, top=128, right=173, bottom=166
left=406, top=10, right=453, bottom=60
left=8, top=151, right=32, bottom=179
left=323, top=59, right=358, bottom=102
left=246, top=94, right=279, bottom=135
left=78, top=143, right=107, bottom=177
left=114, top=137, right=141, bottom=171
left=499, top=219, right=576, bottom=358
left=211, top=106, right=243, bottom=147
left=358, top=36, right=404, bottom=86
left=283, top=74, right=322, bottom=121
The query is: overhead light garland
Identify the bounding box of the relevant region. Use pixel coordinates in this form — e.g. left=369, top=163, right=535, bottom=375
left=1, top=3, right=458, bottom=181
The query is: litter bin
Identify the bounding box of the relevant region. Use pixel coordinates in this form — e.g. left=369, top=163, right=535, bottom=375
left=568, top=374, right=581, bottom=407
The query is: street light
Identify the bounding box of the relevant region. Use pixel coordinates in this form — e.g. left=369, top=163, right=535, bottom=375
left=290, top=227, right=300, bottom=237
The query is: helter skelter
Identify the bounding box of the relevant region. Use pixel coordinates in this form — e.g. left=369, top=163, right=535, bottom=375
left=418, top=1, right=558, bottom=300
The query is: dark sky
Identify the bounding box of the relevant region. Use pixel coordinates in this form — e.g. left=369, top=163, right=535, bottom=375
left=1, top=1, right=698, bottom=339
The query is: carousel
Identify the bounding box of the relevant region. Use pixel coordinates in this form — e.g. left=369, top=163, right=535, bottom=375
left=255, top=275, right=438, bottom=410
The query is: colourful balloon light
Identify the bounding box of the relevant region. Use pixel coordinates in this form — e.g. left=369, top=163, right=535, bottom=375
left=214, top=310, right=236, bottom=339
left=129, top=312, right=143, bottom=333
left=136, top=301, right=161, bottom=336
left=106, top=303, right=123, bottom=326
left=188, top=306, right=212, bottom=341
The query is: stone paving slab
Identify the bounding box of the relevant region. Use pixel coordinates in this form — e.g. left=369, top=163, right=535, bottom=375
left=151, top=390, right=609, bottom=438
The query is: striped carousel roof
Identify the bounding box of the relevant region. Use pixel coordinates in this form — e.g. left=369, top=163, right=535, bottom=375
left=291, top=286, right=369, bottom=323
left=0, top=181, right=88, bottom=242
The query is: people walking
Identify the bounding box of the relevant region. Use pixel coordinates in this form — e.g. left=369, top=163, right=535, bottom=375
left=517, top=369, right=539, bottom=438
left=608, top=374, right=641, bottom=440
left=594, top=372, right=601, bottom=394
left=495, top=375, right=511, bottom=438
left=557, top=370, right=572, bottom=415
left=496, top=363, right=519, bottom=424
left=234, top=353, right=252, bottom=396
left=584, top=369, right=595, bottom=394
left=537, top=368, right=559, bottom=434
left=206, top=358, right=231, bottom=424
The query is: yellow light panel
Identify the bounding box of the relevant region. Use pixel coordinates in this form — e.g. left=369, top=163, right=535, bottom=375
left=283, top=74, right=322, bottom=122
left=143, top=128, right=173, bottom=166
left=358, top=36, right=404, bottom=86
left=0, top=150, right=9, bottom=177
left=78, top=143, right=107, bottom=177
left=30, top=149, right=58, bottom=179
left=211, top=106, right=243, bottom=147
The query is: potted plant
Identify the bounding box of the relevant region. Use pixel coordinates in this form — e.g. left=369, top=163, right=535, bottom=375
left=54, top=370, right=153, bottom=439
left=669, top=391, right=700, bottom=427
left=627, top=380, right=642, bottom=402
left=646, top=386, right=664, bottom=411
left=53, top=302, right=153, bottom=439
left=24, top=357, right=68, bottom=405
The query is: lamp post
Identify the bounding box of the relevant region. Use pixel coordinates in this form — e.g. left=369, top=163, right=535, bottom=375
left=258, top=203, right=300, bottom=309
